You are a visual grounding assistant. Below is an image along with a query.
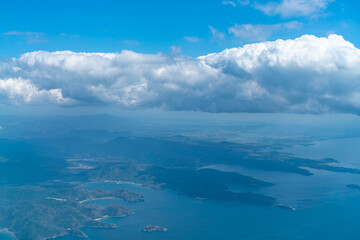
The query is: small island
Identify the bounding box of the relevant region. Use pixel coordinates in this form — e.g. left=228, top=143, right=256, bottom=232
left=141, top=225, right=168, bottom=232
left=347, top=184, right=360, bottom=190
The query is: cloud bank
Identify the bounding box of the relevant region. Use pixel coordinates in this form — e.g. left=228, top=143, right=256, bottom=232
left=1, top=34, right=360, bottom=113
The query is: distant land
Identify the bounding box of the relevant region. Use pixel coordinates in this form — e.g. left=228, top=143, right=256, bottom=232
left=141, top=225, right=168, bottom=232
left=347, top=184, right=360, bottom=190
left=0, top=186, right=143, bottom=239
left=0, top=116, right=360, bottom=239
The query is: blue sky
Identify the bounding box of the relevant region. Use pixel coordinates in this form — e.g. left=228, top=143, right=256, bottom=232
left=1, top=0, right=360, bottom=57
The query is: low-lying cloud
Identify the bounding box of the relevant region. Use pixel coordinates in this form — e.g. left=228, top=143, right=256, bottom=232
left=1, top=34, right=360, bottom=113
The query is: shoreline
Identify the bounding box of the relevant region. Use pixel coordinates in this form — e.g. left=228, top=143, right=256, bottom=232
left=0, top=229, right=16, bottom=240
left=79, top=197, right=118, bottom=204
left=274, top=203, right=296, bottom=211
left=103, top=180, right=144, bottom=186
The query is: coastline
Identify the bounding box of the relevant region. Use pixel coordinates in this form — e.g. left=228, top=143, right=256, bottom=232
left=103, top=180, right=143, bottom=186
left=0, top=229, right=16, bottom=240
left=79, top=197, right=117, bottom=204
left=274, top=203, right=296, bottom=211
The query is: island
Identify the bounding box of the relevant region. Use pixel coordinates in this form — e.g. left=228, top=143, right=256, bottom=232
left=347, top=184, right=360, bottom=190
left=141, top=225, right=168, bottom=232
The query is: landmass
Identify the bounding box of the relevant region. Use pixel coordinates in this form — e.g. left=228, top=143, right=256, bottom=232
left=0, top=186, right=142, bottom=240
left=141, top=225, right=168, bottom=232
left=140, top=166, right=278, bottom=206
left=346, top=184, right=360, bottom=190
left=0, top=116, right=359, bottom=239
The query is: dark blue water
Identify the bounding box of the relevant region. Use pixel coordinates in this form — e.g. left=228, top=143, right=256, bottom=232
left=57, top=137, right=360, bottom=240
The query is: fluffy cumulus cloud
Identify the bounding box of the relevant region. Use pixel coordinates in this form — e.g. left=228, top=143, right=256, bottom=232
left=0, top=78, right=72, bottom=105
left=1, top=34, right=360, bottom=113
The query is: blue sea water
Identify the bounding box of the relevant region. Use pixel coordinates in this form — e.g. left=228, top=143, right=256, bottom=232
left=0, top=232, right=15, bottom=240
left=57, top=137, right=360, bottom=240
left=287, top=137, right=360, bottom=169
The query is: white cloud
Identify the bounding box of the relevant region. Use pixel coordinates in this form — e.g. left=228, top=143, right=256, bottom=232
left=2, top=31, right=43, bottom=36
left=0, top=78, right=73, bottom=105
left=1, top=34, right=360, bottom=113
left=170, top=46, right=182, bottom=54
left=209, top=26, right=225, bottom=41
left=229, top=21, right=301, bottom=41
left=184, top=36, right=200, bottom=42
left=2, top=31, right=47, bottom=44
left=238, top=0, right=250, bottom=6
left=122, top=40, right=141, bottom=46
left=222, top=1, right=236, bottom=7
left=283, top=20, right=302, bottom=29
left=254, top=0, right=334, bottom=18
left=229, top=24, right=281, bottom=42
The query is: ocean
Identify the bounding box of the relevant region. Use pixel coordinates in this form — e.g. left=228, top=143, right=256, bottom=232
left=55, top=136, right=360, bottom=239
